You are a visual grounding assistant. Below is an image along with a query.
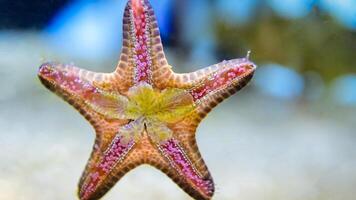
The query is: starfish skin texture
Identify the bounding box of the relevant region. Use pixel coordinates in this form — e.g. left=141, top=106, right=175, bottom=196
left=38, top=0, right=256, bottom=200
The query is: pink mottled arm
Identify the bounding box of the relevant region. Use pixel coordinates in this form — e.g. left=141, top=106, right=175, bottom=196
left=78, top=120, right=144, bottom=200
left=116, top=0, right=169, bottom=86
left=145, top=121, right=214, bottom=200
left=38, top=62, right=128, bottom=134
left=180, top=58, right=256, bottom=121
left=158, top=138, right=214, bottom=200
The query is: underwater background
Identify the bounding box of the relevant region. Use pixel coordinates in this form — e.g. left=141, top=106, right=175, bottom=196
left=1, top=0, right=356, bottom=199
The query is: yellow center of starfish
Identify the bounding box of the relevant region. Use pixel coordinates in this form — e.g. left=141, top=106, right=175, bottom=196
left=86, top=82, right=195, bottom=142
left=125, top=83, right=195, bottom=123
left=121, top=83, right=195, bottom=142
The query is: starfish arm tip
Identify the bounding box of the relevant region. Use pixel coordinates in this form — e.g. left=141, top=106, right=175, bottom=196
left=156, top=138, right=215, bottom=200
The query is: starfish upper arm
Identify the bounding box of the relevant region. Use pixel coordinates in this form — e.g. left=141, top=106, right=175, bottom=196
left=116, top=0, right=169, bottom=87
left=176, top=59, right=256, bottom=121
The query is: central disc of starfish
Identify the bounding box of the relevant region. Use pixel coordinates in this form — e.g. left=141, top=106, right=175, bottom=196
left=38, top=0, right=256, bottom=200
left=86, top=82, right=195, bottom=143
left=126, top=83, right=194, bottom=124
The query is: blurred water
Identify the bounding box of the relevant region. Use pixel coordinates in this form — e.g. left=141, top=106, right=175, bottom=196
left=0, top=33, right=356, bottom=200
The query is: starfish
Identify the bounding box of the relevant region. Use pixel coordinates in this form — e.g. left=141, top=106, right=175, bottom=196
left=38, top=0, right=256, bottom=199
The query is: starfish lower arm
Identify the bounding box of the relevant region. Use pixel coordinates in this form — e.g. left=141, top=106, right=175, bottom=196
left=79, top=120, right=215, bottom=200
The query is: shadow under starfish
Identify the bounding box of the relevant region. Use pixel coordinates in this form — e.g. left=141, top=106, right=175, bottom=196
left=38, top=0, right=257, bottom=199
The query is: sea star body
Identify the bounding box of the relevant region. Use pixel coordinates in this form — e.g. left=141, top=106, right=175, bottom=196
left=38, top=0, right=256, bottom=199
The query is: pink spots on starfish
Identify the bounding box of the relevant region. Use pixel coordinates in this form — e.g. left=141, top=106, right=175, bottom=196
left=131, top=0, right=152, bottom=84
left=39, top=63, right=98, bottom=97
left=38, top=63, right=129, bottom=117
left=80, top=135, right=134, bottom=200
left=160, top=139, right=214, bottom=196
left=98, top=136, right=134, bottom=173
left=190, top=60, right=254, bottom=101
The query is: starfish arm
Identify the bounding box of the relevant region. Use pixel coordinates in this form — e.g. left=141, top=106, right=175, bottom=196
left=38, top=62, right=129, bottom=132
left=79, top=127, right=184, bottom=200
left=185, top=58, right=256, bottom=121
left=162, top=58, right=256, bottom=88
left=146, top=122, right=215, bottom=200
left=116, top=0, right=169, bottom=86
left=157, top=64, right=220, bottom=89
left=78, top=120, right=145, bottom=200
